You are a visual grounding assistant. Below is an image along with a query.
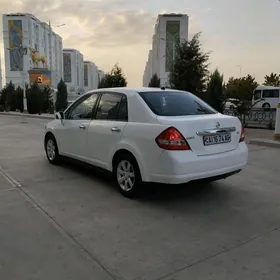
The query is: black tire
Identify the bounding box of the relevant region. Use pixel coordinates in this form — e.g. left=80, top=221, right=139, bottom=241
left=45, top=134, right=61, bottom=165
left=262, top=103, right=270, bottom=110
left=113, top=153, right=142, bottom=198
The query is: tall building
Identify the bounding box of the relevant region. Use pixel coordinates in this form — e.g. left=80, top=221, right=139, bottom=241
left=63, top=48, right=84, bottom=100
left=84, top=61, right=99, bottom=92
left=143, top=14, right=189, bottom=87
left=2, top=13, right=63, bottom=88
left=0, top=54, right=2, bottom=90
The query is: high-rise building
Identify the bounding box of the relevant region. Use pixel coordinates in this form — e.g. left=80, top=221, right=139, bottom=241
left=0, top=54, right=2, bottom=90
left=143, top=13, right=189, bottom=87
left=63, top=48, right=84, bottom=100
left=2, top=13, right=63, bottom=88
left=84, top=61, right=99, bottom=92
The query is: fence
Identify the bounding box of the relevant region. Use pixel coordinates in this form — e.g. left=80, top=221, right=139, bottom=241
left=223, top=108, right=276, bottom=129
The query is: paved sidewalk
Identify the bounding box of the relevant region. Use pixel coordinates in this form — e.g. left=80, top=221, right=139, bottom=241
left=245, top=128, right=280, bottom=148
left=0, top=111, right=54, bottom=120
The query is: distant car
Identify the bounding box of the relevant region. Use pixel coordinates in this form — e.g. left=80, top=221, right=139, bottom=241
left=44, top=88, right=248, bottom=197
left=225, top=98, right=239, bottom=110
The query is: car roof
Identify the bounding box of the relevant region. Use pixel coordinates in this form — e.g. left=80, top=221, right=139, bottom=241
left=86, top=87, right=186, bottom=97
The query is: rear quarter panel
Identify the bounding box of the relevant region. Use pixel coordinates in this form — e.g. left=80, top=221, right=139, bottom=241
left=111, top=122, right=169, bottom=181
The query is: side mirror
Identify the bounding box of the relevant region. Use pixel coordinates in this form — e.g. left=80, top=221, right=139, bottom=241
left=55, top=111, right=65, bottom=120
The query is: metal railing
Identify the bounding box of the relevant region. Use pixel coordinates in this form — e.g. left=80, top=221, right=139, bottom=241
left=223, top=108, right=276, bottom=129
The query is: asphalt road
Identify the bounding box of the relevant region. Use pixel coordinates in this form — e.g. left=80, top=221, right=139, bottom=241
left=0, top=115, right=280, bottom=280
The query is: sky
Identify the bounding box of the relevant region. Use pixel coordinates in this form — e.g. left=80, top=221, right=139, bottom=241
left=0, top=0, right=280, bottom=87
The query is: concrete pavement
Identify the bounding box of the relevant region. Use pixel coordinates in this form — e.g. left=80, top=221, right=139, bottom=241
left=0, top=114, right=280, bottom=280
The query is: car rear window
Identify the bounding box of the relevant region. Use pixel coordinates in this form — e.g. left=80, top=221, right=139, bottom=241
left=138, top=91, right=217, bottom=116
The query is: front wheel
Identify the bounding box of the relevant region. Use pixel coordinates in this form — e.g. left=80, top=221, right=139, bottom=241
left=114, top=154, right=142, bottom=198
left=45, top=134, right=61, bottom=164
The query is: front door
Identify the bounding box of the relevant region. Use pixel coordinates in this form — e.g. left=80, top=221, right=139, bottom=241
left=87, top=92, right=128, bottom=170
left=58, top=93, right=99, bottom=160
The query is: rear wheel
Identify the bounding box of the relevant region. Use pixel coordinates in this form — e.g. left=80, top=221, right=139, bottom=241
left=45, top=134, right=60, bottom=164
left=114, top=154, right=142, bottom=198
left=262, top=103, right=270, bottom=109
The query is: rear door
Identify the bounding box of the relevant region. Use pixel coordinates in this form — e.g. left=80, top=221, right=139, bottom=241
left=87, top=92, right=128, bottom=169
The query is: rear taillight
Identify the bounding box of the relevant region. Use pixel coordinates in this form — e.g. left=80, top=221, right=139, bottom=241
left=239, top=126, right=245, bottom=142
left=155, top=127, right=191, bottom=150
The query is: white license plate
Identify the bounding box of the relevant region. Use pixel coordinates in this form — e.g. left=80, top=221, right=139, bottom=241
left=203, top=133, right=231, bottom=146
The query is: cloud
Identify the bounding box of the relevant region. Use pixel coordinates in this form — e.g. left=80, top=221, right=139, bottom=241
left=0, top=0, right=157, bottom=86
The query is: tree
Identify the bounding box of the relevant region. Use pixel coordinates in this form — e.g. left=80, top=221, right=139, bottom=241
left=98, top=64, right=127, bottom=88
left=225, top=75, right=259, bottom=124
left=6, top=81, right=17, bottom=111
left=26, top=82, right=41, bottom=114
left=264, top=73, right=280, bottom=87
left=42, top=86, right=54, bottom=113
left=0, top=87, right=8, bottom=111
left=169, top=32, right=210, bottom=97
left=56, top=79, right=68, bottom=112
left=148, top=74, right=160, bottom=87
left=15, top=86, right=24, bottom=113
left=226, top=75, right=258, bottom=101
left=206, top=69, right=225, bottom=112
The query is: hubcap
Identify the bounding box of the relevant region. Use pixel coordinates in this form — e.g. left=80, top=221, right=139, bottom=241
left=46, top=139, right=56, bottom=161
left=117, top=160, right=135, bottom=192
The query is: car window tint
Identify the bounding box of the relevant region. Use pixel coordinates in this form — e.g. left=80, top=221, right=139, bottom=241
left=117, top=96, right=128, bottom=121
left=138, top=91, right=217, bottom=116
left=96, top=93, right=122, bottom=120
left=68, top=94, right=98, bottom=120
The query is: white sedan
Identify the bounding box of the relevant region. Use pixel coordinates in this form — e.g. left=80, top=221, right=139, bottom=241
left=44, top=88, right=248, bottom=197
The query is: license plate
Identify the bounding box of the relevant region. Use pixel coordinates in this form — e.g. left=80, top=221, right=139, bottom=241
left=203, top=133, right=231, bottom=146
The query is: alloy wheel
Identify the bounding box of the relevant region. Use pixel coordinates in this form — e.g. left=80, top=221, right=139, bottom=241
left=46, top=139, right=56, bottom=161
left=116, top=160, right=136, bottom=192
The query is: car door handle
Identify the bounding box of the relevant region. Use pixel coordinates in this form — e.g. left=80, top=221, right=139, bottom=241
left=79, top=124, right=86, bottom=130
left=111, top=127, right=121, bottom=132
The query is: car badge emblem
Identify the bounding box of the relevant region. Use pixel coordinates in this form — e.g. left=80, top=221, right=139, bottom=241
left=216, top=122, right=220, bottom=128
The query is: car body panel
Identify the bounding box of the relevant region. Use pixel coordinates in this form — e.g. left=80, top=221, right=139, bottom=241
left=45, top=87, right=248, bottom=185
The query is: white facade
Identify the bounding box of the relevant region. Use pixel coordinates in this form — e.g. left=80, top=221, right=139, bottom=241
left=143, top=14, right=189, bottom=87
left=2, top=13, right=63, bottom=88
left=63, top=48, right=84, bottom=100
left=84, top=61, right=99, bottom=92
left=0, top=54, right=2, bottom=90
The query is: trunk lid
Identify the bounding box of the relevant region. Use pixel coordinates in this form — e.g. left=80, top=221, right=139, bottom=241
left=156, top=113, right=242, bottom=156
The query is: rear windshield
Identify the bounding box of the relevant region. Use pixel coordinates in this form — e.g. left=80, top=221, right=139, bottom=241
left=138, top=91, right=217, bottom=116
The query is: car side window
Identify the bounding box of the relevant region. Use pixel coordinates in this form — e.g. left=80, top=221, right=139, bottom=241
left=117, top=96, right=128, bottom=122
left=96, top=93, right=123, bottom=120
left=67, top=94, right=98, bottom=120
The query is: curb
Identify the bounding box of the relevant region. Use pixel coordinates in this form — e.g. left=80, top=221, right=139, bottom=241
left=0, top=112, right=54, bottom=120
left=249, top=138, right=280, bottom=148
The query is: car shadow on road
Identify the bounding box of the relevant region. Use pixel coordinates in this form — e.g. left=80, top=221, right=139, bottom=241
left=60, top=157, right=230, bottom=205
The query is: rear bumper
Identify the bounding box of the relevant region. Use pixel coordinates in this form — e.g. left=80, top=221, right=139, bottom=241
left=146, top=142, right=248, bottom=184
